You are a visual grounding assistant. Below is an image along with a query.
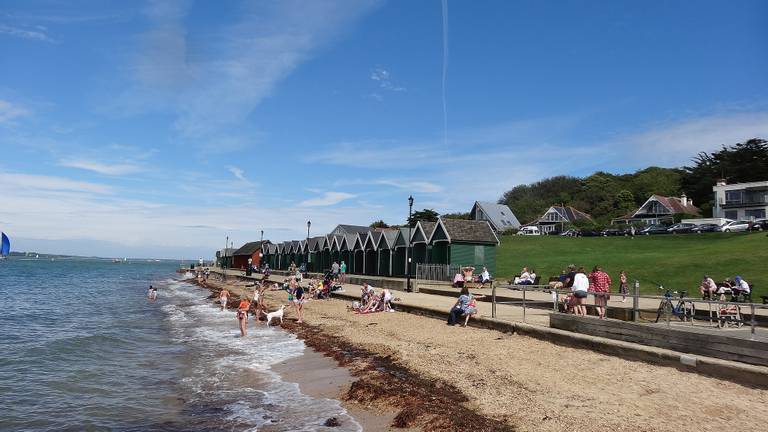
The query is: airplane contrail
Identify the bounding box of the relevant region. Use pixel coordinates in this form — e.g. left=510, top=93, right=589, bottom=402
left=441, top=0, right=448, bottom=148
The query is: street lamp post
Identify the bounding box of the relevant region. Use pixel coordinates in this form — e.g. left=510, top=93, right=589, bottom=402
left=406, top=195, right=414, bottom=292
left=306, top=220, right=311, bottom=271
left=224, top=235, right=229, bottom=269
left=260, top=230, right=263, bottom=242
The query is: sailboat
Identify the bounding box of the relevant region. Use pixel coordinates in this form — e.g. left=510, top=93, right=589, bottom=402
left=1, top=232, right=10, bottom=260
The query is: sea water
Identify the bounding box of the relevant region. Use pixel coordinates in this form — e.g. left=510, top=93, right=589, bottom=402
left=0, top=258, right=359, bottom=431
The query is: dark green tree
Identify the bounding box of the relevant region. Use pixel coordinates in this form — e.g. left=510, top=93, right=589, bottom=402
left=682, top=138, right=768, bottom=216
left=369, top=220, right=389, bottom=229
left=441, top=211, right=470, bottom=220
left=407, top=209, right=439, bottom=227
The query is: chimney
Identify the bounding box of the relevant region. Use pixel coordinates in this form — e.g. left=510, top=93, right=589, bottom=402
left=716, top=179, right=727, bottom=186
left=680, top=193, right=688, bottom=207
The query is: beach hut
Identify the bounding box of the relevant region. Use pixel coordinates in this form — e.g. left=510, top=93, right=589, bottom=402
left=377, top=229, right=398, bottom=276
left=232, top=241, right=268, bottom=270
left=341, top=234, right=355, bottom=274
left=320, top=235, right=333, bottom=272
left=278, top=242, right=289, bottom=269
left=351, top=232, right=365, bottom=274
left=330, top=235, right=343, bottom=268
left=363, top=231, right=383, bottom=275
left=410, top=221, right=436, bottom=276
left=306, top=236, right=322, bottom=272
left=428, top=218, right=500, bottom=274
left=390, top=228, right=410, bottom=276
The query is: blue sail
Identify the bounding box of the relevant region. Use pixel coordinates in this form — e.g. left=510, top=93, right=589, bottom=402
left=1, top=232, right=9, bottom=257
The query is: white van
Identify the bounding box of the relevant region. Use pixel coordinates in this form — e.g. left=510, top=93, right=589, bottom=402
left=517, top=226, right=540, bottom=236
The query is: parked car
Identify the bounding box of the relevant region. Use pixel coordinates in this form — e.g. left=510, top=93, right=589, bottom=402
left=749, top=219, right=768, bottom=231
left=579, top=229, right=602, bottom=237
left=667, top=223, right=697, bottom=234
left=691, top=223, right=720, bottom=233
left=517, top=226, right=541, bottom=236
left=560, top=229, right=580, bottom=237
left=639, top=224, right=671, bottom=235
left=717, top=220, right=751, bottom=232
left=601, top=227, right=627, bottom=236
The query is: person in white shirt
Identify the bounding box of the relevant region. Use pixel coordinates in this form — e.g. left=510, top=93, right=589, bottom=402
left=733, top=276, right=750, bottom=296
left=571, top=268, right=589, bottom=316
left=514, top=267, right=533, bottom=285
left=480, top=267, right=491, bottom=287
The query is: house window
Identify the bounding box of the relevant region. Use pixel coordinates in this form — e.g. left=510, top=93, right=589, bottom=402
left=724, top=210, right=738, bottom=220
left=500, top=211, right=506, bottom=216
left=725, top=190, right=743, bottom=204
left=745, top=209, right=766, bottom=219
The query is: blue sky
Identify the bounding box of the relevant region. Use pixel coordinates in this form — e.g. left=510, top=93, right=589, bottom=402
left=1, top=0, right=767, bottom=258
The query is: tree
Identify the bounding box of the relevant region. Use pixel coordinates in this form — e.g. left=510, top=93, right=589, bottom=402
left=441, top=211, right=470, bottom=220
left=682, top=138, right=768, bottom=216
left=407, top=209, right=439, bottom=227
left=369, top=220, right=389, bottom=229
left=614, top=190, right=636, bottom=216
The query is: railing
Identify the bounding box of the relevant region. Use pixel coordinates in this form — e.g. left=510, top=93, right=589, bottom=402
left=488, top=283, right=767, bottom=339
left=416, top=263, right=462, bottom=282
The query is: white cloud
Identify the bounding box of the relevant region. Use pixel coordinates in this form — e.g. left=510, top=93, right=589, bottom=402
left=0, top=99, right=31, bottom=124
left=617, top=112, right=768, bottom=166
left=227, top=165, right=254, bottom=185
left=0, top=24, right=54, bottom=42
left=370, top=67, right=406, bottom=92
left=373, top=179, right=444, bottom=193
left=59, top=158, right=144, bottom=175
left=299, top=191, right=356, bottom=207
left=0, top=172, right=112, bottom=194
left=123, top=0, right=380, bottom=140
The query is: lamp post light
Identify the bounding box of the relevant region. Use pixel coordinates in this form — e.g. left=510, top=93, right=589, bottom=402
left=406, top=195, right=414, bottom=292
left=260, top=230, right=263, bottom=243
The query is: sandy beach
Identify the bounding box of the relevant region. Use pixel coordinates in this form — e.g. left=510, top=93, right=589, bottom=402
left=198, top=276, right=768, bottom=431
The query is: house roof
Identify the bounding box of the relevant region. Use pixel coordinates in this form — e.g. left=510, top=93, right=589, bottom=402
left=289, top=240, right=300, bottom=253
left=434, top=218, right=500, bottom=244
left=266, top=244, right=277, bottom=254
left=331, top=224, right=372, bottom=236
left=393, top=227, right=410, bottom=248
left=364, top=231, right=383, bottom=249
left=536, top=206, right=592, bottom=224
left=343, top=233, right=357, bottom=251
left=411, top=221, right=436, bottom=243
left=232, top=241, right=266, bottom=256
left=307, top=236, right=322, bottom=251
left=380, top=229, right=399, bottom=249
left=641, top=194, right=700, bottom=216
left=471, top=201, right=521, bottom=231
left=217, top=248, right=237, bottom=257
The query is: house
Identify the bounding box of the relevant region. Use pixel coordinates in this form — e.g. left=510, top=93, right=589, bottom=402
left=231, top=241, right=269, bottom=269
left=410, top=221, right=437, bottom=276
left=429, top=218, right=500, bottom=274
left=533, top=206, right=593, bottom=233
left=469, top=201, right=521, bottom=232
left=712, top=180, right=768, bottom=221
left=614, top=194, right=700, bottom=225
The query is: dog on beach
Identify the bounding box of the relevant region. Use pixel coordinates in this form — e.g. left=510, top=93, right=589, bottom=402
left=266, top=305, right=286, bottom=326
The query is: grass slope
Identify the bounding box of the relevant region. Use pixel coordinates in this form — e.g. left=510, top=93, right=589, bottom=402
left=496, top=232, right=768, bottom=298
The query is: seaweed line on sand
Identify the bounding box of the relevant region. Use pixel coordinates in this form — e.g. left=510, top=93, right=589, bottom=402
left=193, top=277, right=515, bottom=431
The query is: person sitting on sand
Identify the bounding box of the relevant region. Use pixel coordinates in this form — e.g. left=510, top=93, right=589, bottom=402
left=452, top=271, right=465, bottom=288
left=237, top=297, right=251, bottom=337
left=732, top=276, right=750, bottom=298
left=382, top=288, right=394, bottom=312
left=219, top=289, right=230, bottom=311
left=462, top=291, right=485, bottom=327
left=448, top=287, right=471, bottom=326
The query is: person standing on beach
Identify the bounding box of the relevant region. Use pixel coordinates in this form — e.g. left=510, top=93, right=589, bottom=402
left=219, top=289, right=230, bottom=311
left=254, top=282, right=267, bottom=323
left=293, top=282, right=305, bottom=324
left=572, top=268, right=589, bottom=316
left=236, top=297, right=251, bottom=336
left=619, top=271, right=628, bottom=302
left=331, top=261, right=340, bottom=281
left=340, top=261, right=347, bottom=283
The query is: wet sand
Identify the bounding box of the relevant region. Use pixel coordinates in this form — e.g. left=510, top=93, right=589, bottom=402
left=196, top=276, right=768, bottom=431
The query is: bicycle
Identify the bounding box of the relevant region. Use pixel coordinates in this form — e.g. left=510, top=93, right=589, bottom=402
left=655, top=287, right=696, bottom=323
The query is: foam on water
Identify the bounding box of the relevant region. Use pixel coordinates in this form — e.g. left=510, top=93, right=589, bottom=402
left=160, top=279, right=362, bottom=432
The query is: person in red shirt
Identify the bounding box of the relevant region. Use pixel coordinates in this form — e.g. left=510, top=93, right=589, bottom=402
left=588, top=266, right=612, bottom=319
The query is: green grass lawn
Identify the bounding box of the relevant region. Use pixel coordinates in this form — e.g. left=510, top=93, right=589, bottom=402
left=496, top=232, right=768, bottom=298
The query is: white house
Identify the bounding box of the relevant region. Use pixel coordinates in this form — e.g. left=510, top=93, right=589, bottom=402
left=712, top=180, right=768, bottom=220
